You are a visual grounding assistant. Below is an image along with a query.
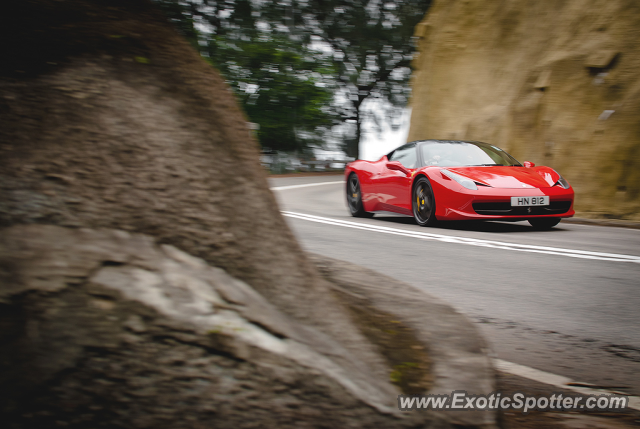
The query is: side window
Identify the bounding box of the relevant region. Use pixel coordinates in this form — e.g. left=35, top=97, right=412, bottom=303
left=389, top=145, right=417, bottom=169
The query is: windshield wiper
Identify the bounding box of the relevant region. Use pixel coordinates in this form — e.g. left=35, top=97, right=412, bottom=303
left=467, top=164, right=501, bottom=166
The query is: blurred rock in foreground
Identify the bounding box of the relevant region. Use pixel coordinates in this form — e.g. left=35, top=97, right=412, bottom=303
left=0, top=225, right=399, bottom=427
left=0, top=1, right=495, bottom=427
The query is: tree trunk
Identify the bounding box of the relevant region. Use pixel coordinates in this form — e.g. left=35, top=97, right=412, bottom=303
left=344, top=92, right=366, bottom=160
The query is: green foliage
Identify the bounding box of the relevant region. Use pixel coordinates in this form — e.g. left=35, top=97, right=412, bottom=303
left=153, top=0, right=431, bottom=156
left=298, top=0, right=431, bottom=157
left=390, top=362, right=420, bottom=384
left=152, top=0, right=201, bottom=50
left=207, top=35, right=338, bottom=151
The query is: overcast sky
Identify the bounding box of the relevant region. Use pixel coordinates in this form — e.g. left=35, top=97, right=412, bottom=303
left=359, top=107, right=411, bottom=160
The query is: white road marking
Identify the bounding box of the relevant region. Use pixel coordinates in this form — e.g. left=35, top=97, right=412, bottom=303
left=282, top=211, right=640, bottom=264
left=495, top=359, right=640, bottom=411
left=272, top=181, right=640, bottom=408
left=271, top=181, right=640, bottom=410
left=270, top=181, right=344, bottom=191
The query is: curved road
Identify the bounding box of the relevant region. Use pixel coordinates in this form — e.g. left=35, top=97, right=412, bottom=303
left=270, top=175, right=640, bottom=397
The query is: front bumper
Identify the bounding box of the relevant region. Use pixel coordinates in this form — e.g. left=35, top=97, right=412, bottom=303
left=435, top=184, right=575, bottom=221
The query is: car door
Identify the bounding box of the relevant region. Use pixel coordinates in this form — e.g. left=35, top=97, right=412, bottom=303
left=376, top=143, right=417, bottom=214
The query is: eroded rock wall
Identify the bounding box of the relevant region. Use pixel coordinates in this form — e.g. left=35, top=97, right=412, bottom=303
left=0, top=224, right=497, bottom=428
left=409, top=0, right=640, bottom=219
left=0, top=2, right=498, bottom=427
left=0, top=1, right=396, bottom=425
left=0, top=225, right=402, bottom=427
left=0, top=0, right=374, bottom=364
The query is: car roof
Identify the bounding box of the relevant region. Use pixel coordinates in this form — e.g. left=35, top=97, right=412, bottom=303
left=408, top=139, right=492, bottom=145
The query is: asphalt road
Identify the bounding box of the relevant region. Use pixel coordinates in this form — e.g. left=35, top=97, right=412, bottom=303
left=269, top=174, right=640, bottom=397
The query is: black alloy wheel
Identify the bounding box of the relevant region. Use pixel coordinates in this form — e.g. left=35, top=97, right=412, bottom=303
left=347, top=173, right=374, bottom=218
left=528, top=218, right=561, bottom=229
left=412, top=177, right=437, bottom=226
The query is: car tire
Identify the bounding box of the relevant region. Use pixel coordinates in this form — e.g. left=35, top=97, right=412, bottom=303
left=528, top=218, right=561, bottom=229
left=347, top=173, right=374, bottom=218
left=412, top=176, right=437, bottom=227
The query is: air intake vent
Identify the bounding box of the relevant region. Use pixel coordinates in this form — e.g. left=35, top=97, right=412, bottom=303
left=473, top=201, right=572, bottom=216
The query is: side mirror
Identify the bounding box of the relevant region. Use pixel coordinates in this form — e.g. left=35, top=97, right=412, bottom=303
left=523, top=161, right=536, bottom=168
left=386, top=161, right=410, bottom=176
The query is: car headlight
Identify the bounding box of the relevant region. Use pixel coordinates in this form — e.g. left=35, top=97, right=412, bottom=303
left=441, top=169, right=477, bottom=190
left=554, top=172, right=570, bottom=189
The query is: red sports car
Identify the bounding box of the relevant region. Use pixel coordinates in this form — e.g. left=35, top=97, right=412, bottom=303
left=345, top=140, right=574, bottom=229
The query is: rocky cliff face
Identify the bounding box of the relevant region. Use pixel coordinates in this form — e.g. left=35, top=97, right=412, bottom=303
left=408, top=0, right=640, bottom=219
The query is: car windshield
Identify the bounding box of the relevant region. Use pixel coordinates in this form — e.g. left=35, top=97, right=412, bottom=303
left=419, top=141, right=521, bottom=167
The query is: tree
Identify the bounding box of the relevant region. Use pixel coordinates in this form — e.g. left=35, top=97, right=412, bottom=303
left=207, top=35, right=338, bottom=152
left=153, top=0, right=431, bottom=158
left=261, top=0, right=432, bottom=159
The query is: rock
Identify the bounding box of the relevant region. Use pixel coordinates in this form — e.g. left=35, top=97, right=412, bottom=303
left=310, top=254, right=497, bottom=429
left=0, top=225, right=400, bottom=427
left=0, top=224, right=498, bottom=428
left=409, top=0, right=640, bottom=220
left=0, top=1, right=497, bottom=427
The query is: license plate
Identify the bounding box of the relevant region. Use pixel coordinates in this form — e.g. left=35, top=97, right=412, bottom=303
left=511, top=196, right=549, bottom=206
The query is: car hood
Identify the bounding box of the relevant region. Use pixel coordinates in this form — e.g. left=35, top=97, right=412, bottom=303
left=445, top=166, right=559, bottom=189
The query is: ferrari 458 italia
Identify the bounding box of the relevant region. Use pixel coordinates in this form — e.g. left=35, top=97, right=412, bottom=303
left=345, top=140, right=574, bottom=229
